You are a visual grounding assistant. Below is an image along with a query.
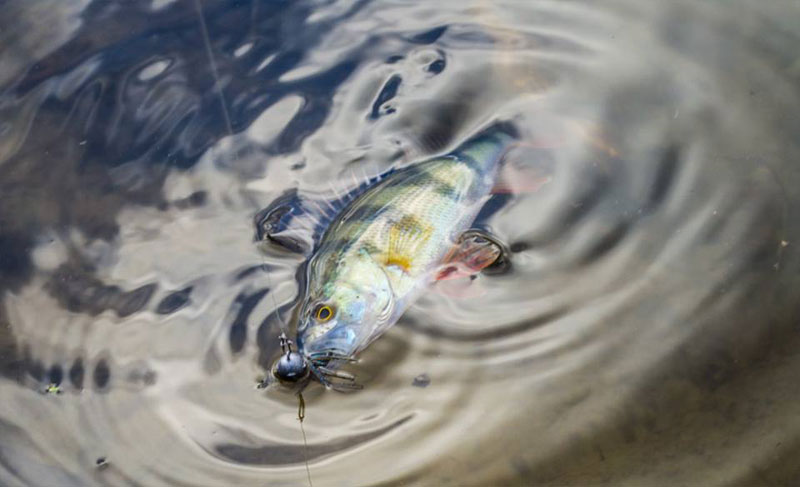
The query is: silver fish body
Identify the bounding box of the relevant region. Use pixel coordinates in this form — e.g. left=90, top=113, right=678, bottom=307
left=296, top=123, right=516, bottom=364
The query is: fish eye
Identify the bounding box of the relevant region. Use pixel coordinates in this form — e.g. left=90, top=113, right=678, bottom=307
left=314, top=304, right=335, bottom=322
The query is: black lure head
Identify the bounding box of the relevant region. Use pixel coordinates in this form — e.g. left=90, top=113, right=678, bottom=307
left=272, top=332, right=310, bottom=385
left=270, top=333, right=363, bottom=391
left=273, top=351, right=309, bottom=383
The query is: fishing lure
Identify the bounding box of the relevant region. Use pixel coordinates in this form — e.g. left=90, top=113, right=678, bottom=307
left=260, top=122, right=528, bottom=389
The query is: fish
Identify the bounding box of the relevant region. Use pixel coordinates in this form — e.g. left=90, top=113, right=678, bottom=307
left=262, top=121, right=527, bottom=389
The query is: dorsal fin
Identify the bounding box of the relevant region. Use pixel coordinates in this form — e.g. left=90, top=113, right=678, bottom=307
left=254, top=113, right=522, bottom=258
left=254, top=168, right=396, bottom=256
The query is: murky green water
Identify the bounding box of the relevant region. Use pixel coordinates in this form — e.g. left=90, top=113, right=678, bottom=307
left=1, top=0, right=800, bottom=485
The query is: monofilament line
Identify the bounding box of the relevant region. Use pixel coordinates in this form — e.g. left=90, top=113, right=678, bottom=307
left=193, top=0, right=234, bottom=135
left=193, top=3, right=310, bottom=485
left=194, top=0, right=291, bottom=334
left=299, top=392, right=314, bottom=487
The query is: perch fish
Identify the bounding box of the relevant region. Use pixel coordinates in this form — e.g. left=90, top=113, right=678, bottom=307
left=261, top=122, right=535, bottom=388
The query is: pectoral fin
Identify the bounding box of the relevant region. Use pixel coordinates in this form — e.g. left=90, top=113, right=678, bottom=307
left=386, top=216, right=433, bottom=273
left=434, top=276, right=490, bottom=299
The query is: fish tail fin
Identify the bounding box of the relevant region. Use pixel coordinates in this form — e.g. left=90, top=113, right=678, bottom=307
left=491, top=131, right=558, bottom=195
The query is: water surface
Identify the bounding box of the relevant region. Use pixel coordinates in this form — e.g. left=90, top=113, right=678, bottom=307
left=1, top=0, right=800, bottom=485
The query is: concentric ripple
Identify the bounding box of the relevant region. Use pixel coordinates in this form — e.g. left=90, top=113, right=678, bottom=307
left=1, top=0, right=800, bottom=486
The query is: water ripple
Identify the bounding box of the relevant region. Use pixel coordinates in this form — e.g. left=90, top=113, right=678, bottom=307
left=1, top=0, right=799, bottom=486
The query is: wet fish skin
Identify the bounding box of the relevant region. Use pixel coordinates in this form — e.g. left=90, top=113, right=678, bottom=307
left=297, top=122, right=517, bottom=360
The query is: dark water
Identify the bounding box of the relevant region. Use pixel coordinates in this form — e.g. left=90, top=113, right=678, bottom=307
left=1, top=0, right=800, bottom=485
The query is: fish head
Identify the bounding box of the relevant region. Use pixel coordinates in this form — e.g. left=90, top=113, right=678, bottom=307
left=298, top=252, right=395, bottom=359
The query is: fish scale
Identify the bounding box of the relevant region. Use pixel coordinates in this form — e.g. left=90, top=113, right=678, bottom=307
left=296, top=123, right=517, bottom=360
left=319, top=162, right=478, bottom=291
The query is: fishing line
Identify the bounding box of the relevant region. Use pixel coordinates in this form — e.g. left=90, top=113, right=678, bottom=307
left=259, top=240, right=314, bottom=487
left=193, top=0, right=233, bottom=135
left=298, top=393, right=314, bottom=487
left=192, top=2, right=312, bottom=486
left=758, top=161, right=790, bottom=271
left=193, top=0, right=292, bottom=347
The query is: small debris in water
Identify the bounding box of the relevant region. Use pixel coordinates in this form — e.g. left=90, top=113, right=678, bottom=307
left=42, top=383, right=62, bottom=395
left=95, top=457, right=109, bottom=470
left=255, top=377, right=269, bottom=389
left=412, top=373, right=431, bottom=388
left=781, top=240, right=789, bottom=247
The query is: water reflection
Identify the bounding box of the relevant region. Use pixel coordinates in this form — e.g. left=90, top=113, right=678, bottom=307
left=1, top=0, right=799, bottom=485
